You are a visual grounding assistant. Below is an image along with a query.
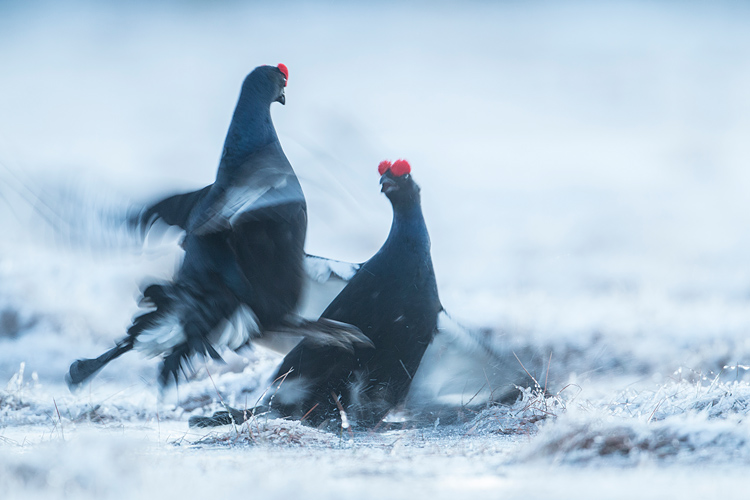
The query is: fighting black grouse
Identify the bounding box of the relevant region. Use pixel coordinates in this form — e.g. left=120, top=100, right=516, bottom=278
left=67, top=64, right=365, bottom=389
left=192, top=159, right=443, bottom=428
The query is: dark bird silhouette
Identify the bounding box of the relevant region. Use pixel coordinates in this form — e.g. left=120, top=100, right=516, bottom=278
left=191, top=159, right=445, bottom=428
left=67, top=64, right=366, bottom=390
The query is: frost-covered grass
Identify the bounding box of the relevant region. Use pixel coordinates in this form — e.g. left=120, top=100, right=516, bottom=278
left=5, top=362, right=750, bottom=499
left=515, top=375, right=750, bottom=465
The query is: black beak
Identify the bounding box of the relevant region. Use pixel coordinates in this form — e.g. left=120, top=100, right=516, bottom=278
left=380, top=174, right=397, bottom=193
left=275, top=89, right=286, bottom=105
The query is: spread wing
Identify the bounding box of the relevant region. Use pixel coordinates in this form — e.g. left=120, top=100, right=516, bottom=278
left=406, top=311, right=550, bottom=408
left=292, top=255, right=537, bottom=408
left=132, top=142, right=304, bottom=237
left=187, top=142, right=305, bottom=235
left=134, top=184, right=212, bottom=232
left=296, top=254, right=361, bottom=319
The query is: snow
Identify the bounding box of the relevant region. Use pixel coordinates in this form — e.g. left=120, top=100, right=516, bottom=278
left=3, top=0, right=750, bottom=498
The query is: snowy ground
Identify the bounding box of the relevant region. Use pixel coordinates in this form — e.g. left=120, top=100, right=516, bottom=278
left=3, top=1, right=750, bottom=498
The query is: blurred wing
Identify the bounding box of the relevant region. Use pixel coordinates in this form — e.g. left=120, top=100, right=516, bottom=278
left=188, top=144, right=305, bottom=235
left=304, top=254, right=361, bottom=282
left=406, top=311, right=544, bottom=408
left=132, top=184, right=212, bottom=233
left=296, top=254, right=361, bottom=319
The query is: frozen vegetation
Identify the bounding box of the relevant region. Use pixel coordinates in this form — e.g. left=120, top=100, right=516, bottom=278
left=2, top=1, right=750, bottom=498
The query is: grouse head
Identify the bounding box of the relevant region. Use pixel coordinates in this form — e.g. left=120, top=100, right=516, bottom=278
left=241, top=63, right=289, bottom=106
left=378, top=159, right=420, bottom=206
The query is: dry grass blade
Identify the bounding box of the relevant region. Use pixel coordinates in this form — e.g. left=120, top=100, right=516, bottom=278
left=300, top=403, right=320, bottom=422
left=53, top=397, right=64, bottom=441
left=513, top=351, right=540, bottom=388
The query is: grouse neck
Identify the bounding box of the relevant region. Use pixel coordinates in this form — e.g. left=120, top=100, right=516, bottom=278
left=384, top=199, right=430, bottom=252
left=219, top=96, right=279, bottom=169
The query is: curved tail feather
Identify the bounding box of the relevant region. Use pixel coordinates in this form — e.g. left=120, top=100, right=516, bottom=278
left=66, top=343, right=133, bottom=390
left=265, top=317, right=374, bottom=352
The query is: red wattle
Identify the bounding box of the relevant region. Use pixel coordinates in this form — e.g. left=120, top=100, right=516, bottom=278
left=277, top=63, right=289, bottom=86
left=390, top=159, right=411, bottom=177
left=378, top=160, right=393, bottom=175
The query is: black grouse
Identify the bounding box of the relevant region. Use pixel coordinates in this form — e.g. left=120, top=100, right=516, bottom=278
left=192, top=159, right=444, bottom=428
left=67, top=64, right=366, bottom=389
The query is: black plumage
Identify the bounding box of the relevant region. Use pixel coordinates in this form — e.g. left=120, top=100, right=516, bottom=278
left=192, top=159, right=443, bottom=428
left=67, top=64, right=365, bottom=390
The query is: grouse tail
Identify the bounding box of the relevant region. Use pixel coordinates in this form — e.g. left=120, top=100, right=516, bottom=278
left=66, top=342, right=133, bottom=390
